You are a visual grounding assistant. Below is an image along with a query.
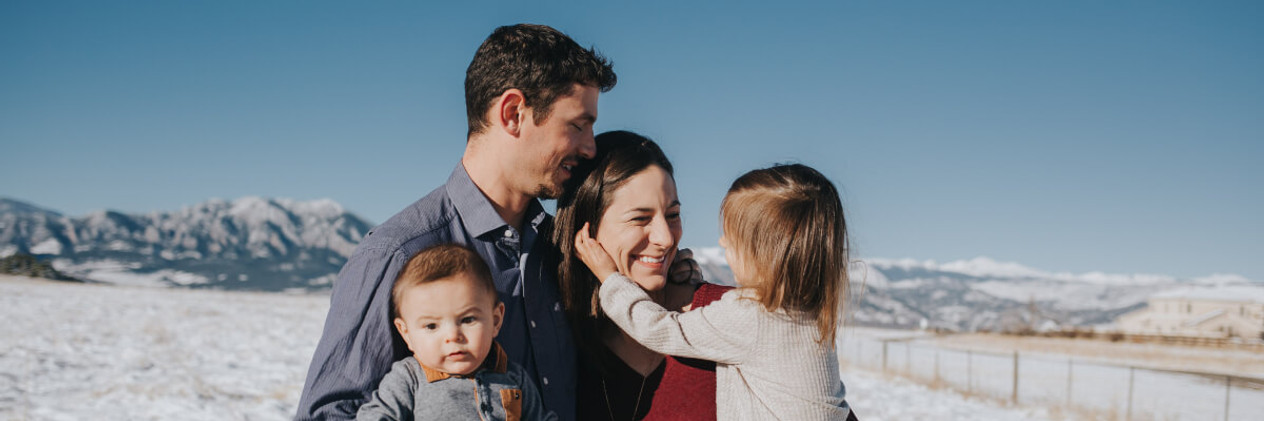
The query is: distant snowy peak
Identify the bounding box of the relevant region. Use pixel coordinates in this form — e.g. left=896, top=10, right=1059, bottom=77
left=691, top=247, right=727, bottom=265
left=0, top=198, right=63, bottom=217
left=864, top=256, right=1259, bottom=286
left=691, top=247, right=1255, bottom=286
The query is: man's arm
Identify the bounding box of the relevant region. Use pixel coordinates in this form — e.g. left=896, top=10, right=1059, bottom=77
left=296, top=244, right=406, bottom=421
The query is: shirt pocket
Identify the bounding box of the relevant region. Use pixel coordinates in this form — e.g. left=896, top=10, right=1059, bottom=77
left=500, top=388, right=523, bottom=421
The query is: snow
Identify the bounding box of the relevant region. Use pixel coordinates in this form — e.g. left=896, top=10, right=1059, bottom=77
left=1153, top=285, right=1264, bottom=304
left=850, top=261, right=889, bottom=288
left=0, top=274, right=1075, bottom=420
left=691, top=246, right=727, bottom=265
left=1183, top=309, right=1226, bottom=327
left=939, top=256, right=1047, bottom=279
left=51, top=259, right=209, bottom=288
left=840, top=328, right=1264, bottom=421
left=29, top=238, right=62, bottom=255
left=275, top=198, right=344, bottom=219
left=863, top=256, right=1232, bottom=286
left=841, top=367, right=1051, bottom=420
left=970, top=280, right=1156, bottom=311
left=1192, top=273, right=1254, bottom=285
left=0, top=275, right=327, bottom=420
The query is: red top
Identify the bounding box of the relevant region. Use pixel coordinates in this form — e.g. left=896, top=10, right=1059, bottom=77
left=576, top=283, right=731, bottom=421
left=639, top=283, right=730, bottom=420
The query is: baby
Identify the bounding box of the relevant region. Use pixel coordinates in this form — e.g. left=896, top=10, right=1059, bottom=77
left=357, top=244, right=555, bottom=421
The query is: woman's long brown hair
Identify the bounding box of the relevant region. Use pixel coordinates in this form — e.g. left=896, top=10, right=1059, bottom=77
left=551, top=130, right=675, bottom=370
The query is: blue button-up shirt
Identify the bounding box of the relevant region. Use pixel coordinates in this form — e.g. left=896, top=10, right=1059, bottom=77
left=296, top=165, right=576, bottom=421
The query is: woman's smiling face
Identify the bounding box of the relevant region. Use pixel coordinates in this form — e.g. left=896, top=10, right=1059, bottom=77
left=594, top=164, right=682, bottom=292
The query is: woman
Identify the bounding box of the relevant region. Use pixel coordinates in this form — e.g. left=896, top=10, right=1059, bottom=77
left=552, top=130, right=730, bottom=421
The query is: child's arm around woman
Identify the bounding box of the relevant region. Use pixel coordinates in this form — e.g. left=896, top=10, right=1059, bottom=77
left=597, top=267, right=760, bottom=364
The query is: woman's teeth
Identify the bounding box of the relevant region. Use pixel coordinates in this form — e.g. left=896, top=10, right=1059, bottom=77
left=637, top=256, right=664, bottom=264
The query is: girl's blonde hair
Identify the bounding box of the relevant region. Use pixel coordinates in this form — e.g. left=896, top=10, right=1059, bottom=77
left=721, top=164, right=848, bottom=344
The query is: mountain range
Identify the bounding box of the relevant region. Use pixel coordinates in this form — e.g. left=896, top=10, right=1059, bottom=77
left=3, top=196, right=1258, bottom=331
left=0, top=197, right=370, bottom=291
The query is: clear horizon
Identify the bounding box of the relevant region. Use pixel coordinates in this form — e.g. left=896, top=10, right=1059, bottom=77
left=3, top=1, right=1261, bottom=279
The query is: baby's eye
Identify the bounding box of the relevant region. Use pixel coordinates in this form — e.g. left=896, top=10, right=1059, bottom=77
left=461, top=316, right=478, bottom=324
left=423, top=323, right=438, bottom=331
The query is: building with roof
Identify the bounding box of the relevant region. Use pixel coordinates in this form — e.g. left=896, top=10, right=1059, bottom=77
left=1116, top=286, right=1264, bottom=339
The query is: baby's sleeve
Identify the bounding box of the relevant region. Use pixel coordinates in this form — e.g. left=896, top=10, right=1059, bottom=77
left=599, top=273, right=757, bottom=364
left=355, top=360, right=418, bottom=421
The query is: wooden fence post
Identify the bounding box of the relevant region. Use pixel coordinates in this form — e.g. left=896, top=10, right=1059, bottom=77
left=1011, top=351, right=1019, bottom=405
left=882, top=341, right=888, bottom=373
left=1066, top=358, right=1073, bottom=408
left=967, top=350, right=973, bottom=394
left=934, top=350, right=940, bottom=384
left=905, top=343, right=910, bottom=374
left=1224, top=375, right=1231, bottom=421
left=1126, top=366, right=1135, bottom=421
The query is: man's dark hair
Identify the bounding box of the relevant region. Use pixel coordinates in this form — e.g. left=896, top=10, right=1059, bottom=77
left=465, top=24, right=617, bottom=136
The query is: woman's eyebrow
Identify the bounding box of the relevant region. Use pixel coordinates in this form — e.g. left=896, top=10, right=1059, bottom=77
left=624, top=201, right=682, bottom=214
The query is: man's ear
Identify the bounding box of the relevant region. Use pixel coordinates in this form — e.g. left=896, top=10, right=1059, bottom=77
left=495, top=89, right=527, bottom=137
left=491, top=302, right=506, bottom=334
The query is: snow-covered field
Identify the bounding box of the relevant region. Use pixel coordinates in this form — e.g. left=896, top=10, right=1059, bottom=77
left=2, top=274, right=1057, bottom=420
left=841, top=328, right=1264, bottom=421
left=0, top=275, right=326, bottom=420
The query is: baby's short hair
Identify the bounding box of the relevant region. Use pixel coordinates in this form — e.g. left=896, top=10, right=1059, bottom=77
left=391, top=244, right=497, bottom=319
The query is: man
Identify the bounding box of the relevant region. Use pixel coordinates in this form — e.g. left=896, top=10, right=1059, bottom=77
left=295, top=24, right=616, bottom=421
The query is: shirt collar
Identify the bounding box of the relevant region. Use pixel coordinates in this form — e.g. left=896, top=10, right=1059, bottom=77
left=420, top=342, right=509, bottom=383
left=445, top=164, right=547, bottom=238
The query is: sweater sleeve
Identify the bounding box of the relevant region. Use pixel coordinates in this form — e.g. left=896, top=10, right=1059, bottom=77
left=355, top=360, right=418, bottom=421
left=599, top=274, right=756, bottom=364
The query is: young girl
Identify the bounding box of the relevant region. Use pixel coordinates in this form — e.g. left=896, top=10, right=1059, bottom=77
left=574, top=163, right=853, bottom=421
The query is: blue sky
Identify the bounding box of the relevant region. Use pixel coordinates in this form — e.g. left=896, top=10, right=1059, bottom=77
left=2, top=1, right=1261, bottom=279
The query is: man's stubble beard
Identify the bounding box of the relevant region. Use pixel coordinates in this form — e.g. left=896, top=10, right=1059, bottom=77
left=533, top=183, right=563, bottom=200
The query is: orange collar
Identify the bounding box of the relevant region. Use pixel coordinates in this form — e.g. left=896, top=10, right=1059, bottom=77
left=420, top=342, right=509, bottom=383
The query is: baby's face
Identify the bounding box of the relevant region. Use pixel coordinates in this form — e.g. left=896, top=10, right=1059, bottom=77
left=393, top=273, right=503, bottom=375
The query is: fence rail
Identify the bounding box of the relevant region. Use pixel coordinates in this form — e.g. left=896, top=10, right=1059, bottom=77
left=839, top=333, right=1264, bottom=421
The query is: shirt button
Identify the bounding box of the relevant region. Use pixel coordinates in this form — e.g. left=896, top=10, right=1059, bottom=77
left=542, top=377, right=549, bottom=386
left=504, top=229, right=514, bottom=237
left=554, top=302, right=561, bottom=312
left=530, top=320, right=537, bottom=328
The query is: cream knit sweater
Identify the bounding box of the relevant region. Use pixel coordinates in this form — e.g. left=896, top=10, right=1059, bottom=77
left=599, top=274, right=851, bottom=420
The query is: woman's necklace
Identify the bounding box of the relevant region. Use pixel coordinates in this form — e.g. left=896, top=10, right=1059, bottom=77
left=602, top=374, right=648, bottom=421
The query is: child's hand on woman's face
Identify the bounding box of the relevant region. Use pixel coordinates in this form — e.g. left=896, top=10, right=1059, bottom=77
left=574, top=222, right=619, bottom=283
